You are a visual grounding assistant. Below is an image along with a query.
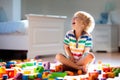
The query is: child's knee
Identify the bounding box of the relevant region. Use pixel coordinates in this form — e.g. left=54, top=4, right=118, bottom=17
left=89, top=52, right=95, bottom=63
left=89, top=52, right=95, bottom=59
left=55, top=53, right=63, bottom=60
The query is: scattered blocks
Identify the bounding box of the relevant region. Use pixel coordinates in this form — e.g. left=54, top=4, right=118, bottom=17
left=0, top=59, right=120, bottom=80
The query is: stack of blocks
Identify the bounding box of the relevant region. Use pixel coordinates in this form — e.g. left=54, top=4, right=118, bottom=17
left=0, top=59, right=120, bottom=80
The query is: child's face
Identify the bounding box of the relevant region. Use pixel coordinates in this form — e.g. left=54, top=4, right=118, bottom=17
left=71, top=13, right=87, bottom=31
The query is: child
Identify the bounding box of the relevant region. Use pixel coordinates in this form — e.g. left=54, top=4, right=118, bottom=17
left=55, top=11, right=95, bottom=73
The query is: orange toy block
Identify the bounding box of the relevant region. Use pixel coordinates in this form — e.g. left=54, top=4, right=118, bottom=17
left=77, top=69, right=83, bottom=75
left=65, top=71, right=74, bottom=76
left=55, top=64, right=63, bottom=72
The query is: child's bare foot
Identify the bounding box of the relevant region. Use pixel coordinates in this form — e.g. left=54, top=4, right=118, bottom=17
left=79, top=65, right=88, bottom=74
left=82, top=65, right=88, bottom=74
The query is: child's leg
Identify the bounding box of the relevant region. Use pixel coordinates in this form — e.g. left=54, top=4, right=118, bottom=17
left=76, top=52, right=95, bottom=72
left=76, top=52, right=95, bottom=66
left=55, top=53, right=81, bottom=70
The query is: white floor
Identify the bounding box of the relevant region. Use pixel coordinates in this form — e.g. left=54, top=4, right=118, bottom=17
left=39, top=52, right=120, bottom=80
left=94, top=52, right=120, bottom=66
left=40, top=52, right=120, bottom=67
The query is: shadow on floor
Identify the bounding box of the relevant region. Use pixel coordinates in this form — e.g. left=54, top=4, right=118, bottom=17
left=0, top=49, right=27, bottom=62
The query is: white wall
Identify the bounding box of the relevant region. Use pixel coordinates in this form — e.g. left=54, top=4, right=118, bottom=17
left=0, top=0, right=120, bottom=28
left=21, top=0, right=120, bottom=32
left=0, top=0, right=21, bottom=21
left=12, top=0, right=21, bottom=21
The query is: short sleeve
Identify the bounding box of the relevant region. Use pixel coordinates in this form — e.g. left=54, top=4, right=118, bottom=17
left=85, top=35, right=93, bottom=48
left=63, top=32, right=70, bottom=45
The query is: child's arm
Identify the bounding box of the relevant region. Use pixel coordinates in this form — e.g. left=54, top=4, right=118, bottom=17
left=64, top=44, right=75, bottom=62
left=83, top=47, right=91, bottom=57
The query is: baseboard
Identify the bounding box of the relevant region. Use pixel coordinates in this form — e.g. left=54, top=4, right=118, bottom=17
left=118, top=47, right=120, bottom=52
left=96, top=50, right=107, bottom=53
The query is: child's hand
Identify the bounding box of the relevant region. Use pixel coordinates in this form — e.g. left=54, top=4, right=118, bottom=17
left=69, top=56, right=75, bottom=62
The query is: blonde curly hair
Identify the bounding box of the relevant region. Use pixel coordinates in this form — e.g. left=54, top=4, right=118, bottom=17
left=74, top=11, right=95, bottom=33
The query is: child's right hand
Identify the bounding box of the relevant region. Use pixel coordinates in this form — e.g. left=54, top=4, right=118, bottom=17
left=69, top=56, right=75, bottom=62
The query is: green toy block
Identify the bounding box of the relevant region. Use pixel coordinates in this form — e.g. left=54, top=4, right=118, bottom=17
left=48, top=72, right=67, bottom=78
left=34, top=66, right=44, bottom=73
left=29, top=74, right=35, bottom=79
